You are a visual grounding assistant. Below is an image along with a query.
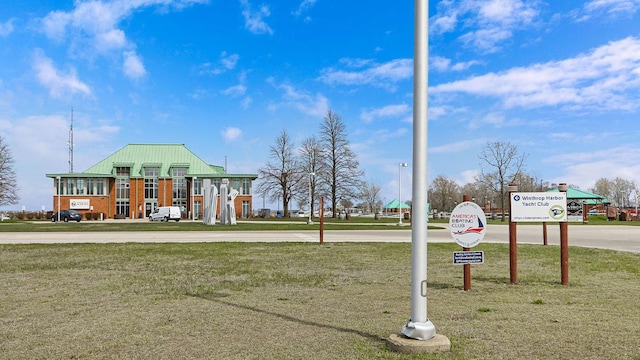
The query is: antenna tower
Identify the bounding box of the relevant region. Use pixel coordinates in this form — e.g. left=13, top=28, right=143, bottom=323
left=68, top=108, right=74, bottom=173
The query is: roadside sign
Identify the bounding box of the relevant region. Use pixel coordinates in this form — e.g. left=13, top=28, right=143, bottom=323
left=567, top=200, right=583, bottom=222
left=453, top=251, right=484, bottom=265
left=510, top=192, right=567, bottom=222
left=449, top=201, right=486, bottom=248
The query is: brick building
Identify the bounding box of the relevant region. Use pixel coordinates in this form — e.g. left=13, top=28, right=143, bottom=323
left=46, top=144, right=257, bottom=220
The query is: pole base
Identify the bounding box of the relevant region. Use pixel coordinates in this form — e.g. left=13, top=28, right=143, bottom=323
left=401, top=319, right=436, bottom=340
left=387, top=333, right=450, bottom=354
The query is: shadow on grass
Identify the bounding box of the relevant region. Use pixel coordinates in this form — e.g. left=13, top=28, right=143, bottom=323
left=189, top=293, right=383, bottom=342
left=427, top=281, right=459, bottom=289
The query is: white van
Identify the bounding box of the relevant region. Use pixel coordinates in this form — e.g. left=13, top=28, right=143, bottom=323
left=149, top=206, right=181, bottom=222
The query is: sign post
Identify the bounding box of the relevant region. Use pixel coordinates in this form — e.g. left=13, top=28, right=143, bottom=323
left=510, top=188, right=569, bottom=284
left=559, top=184, right=569, bottom=285
left=449, top=196, right=486, bottom=291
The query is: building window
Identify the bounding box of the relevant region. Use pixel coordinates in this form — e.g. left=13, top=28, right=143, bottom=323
left=116, top=167, right=130, bottom=177
left=77, top=179, right=85, bottom=195
left=116, top=178, right=130, bottom=199
left=87, top=178, right=94, bottom=195
left=233, top=178, right=240, bottom=192
left=116, top=200, right=130, bottom=217
left=242, top=178, right=251, bottom=195
left=242, top=200, right=250, bottom=218
left=194, top=178, right=202, bottom=195
left=172, top=167, right=186, bottom=177
left=66, top=179, right=75, bottom=195
left=173, top=178, right=186, bottom=200
left=213, top=178, right=221, bottom=192
left=144, top=167, right=159, bottom=200
left=172, top=167, right=187, bottom=215
left=96, top=179, right=105, bottom=195
left=145, top=178, right=158, bottom=199
left=194, top=200, right=201, bottom=220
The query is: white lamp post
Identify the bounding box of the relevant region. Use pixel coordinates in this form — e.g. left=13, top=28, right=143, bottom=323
left=192, top=176, right=197, bottom=221
left=307, top=172, right=315, bottom=225
left=56, top=176, right=61, bottom=222
left=398, top=162, right=408, bottom=225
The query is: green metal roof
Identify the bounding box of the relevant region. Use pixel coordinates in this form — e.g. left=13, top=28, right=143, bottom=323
left=384, top=199, right=411, bottom=209
left=547, top=187, right=607, bottom=204
left=46, top=144, right=257, bottom=179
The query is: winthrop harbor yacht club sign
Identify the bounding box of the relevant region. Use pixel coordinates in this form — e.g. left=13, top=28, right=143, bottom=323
left=510, top=192, right=567, bottom=222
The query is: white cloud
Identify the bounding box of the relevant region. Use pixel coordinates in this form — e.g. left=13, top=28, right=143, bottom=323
left=292, top=0, right=317, bottom=17
left=123, top=51, right=146, bottom=79
left=199, top=52, right=240, bottom=75
left=431, top=56, right=480, bottom=72
left=318, top=58, right=412, bottom=91
left=548, top=147, right=640, bottom=190
left=221, top=84, right=247, bottom=97
left=0, top=18, right=15, bottom=37
left=459, top=27, right=513, bottom=54
left=584, top=0, right=640, bottom=17
left=431, top=37, right=640, bottom=111
left=268, top=79, right=329, bottom=117
left=32, top=50, right=91, bottom=98
left=240, top=0, right=274, bottom=35
left=430, top=0, right=542, bottom=52
left=222, top=127, right=242, bottom=142
left=241, top=96, right=253, bottom=109
left=39, top=0, right=206, bottom=80
left=430, top=138, right=488, bottom=154
left=360, top=104, right=410, bottom=122
left=0, top=114, right=121, bottom=210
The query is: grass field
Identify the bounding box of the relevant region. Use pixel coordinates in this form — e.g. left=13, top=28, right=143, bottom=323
left=1, top=241, right=638, bottom=359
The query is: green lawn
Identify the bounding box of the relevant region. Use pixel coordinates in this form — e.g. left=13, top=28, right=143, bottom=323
left=0, top=241, right=638, bottom=359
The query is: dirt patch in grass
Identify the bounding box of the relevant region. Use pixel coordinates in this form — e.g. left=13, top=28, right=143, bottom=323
left=0, top=242, right=638, bottom=359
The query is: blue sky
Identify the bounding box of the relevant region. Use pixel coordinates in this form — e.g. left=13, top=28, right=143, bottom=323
left=1, top=0, right=639, bottom=211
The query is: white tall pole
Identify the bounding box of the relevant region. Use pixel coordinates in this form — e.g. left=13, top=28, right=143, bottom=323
left=307, top=172, right=315, bottom=225
left=57, top=176, right=61, bottom=222
left=401, top=0, right=436, bottom=340
left=192, top=177, right=197, bottom=221
left=398, top=163, right=408, bottom=225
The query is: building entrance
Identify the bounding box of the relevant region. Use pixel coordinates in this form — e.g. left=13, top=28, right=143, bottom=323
left=145, top=202, right=156, bottom=217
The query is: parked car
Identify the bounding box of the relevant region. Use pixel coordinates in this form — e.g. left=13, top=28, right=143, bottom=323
left=0, top=213, right=10, bottom=221
left=149, top=206, right=181, bottom=222
left=51, top=210, right=82, bottom=222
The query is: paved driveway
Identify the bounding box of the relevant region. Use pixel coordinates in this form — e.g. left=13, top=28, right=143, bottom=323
left=0, top=224, right=638, bottom=253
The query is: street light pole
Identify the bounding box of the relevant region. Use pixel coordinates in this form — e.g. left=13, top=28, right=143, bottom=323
left=398, top=162, right=408, bottom=225
left=307, top=172, right=315, bottom=225
left=56, top=176, right=61, bottom=222
left=192, top=177, right=197, bottom=221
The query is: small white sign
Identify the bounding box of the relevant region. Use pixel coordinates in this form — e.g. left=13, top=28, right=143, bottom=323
left=449, top=201, right=487, bottom=248
left=70, top=199, right=91, bottom=210
left=510, top=192, right=567, bottom=222
left=453, top=251, right=484, bottom=265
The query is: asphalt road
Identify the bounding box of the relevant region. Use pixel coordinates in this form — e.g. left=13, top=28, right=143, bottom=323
left=0, top=224, right=638, bottom=253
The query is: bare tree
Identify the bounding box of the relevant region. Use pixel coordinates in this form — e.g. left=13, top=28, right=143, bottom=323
left=256, top=130, right=304, bottom=216
left=296, top=136, right=323, bottom=216
left=591, top=178, right=614, bottom=204
left=359, top=181, right=382, bottom=214
left=613, top=177, right=636, bottom=208
left=460, top=181, right=490, bottom=207
left=592, top=177, right=637, bottom=207
left=0, top=136, right=19, bottom=206
left=318, top=110, right=363, bottom=217
left=476, top=141, right=527, bottom=221
left=428, top=175, right=460, bottom=213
